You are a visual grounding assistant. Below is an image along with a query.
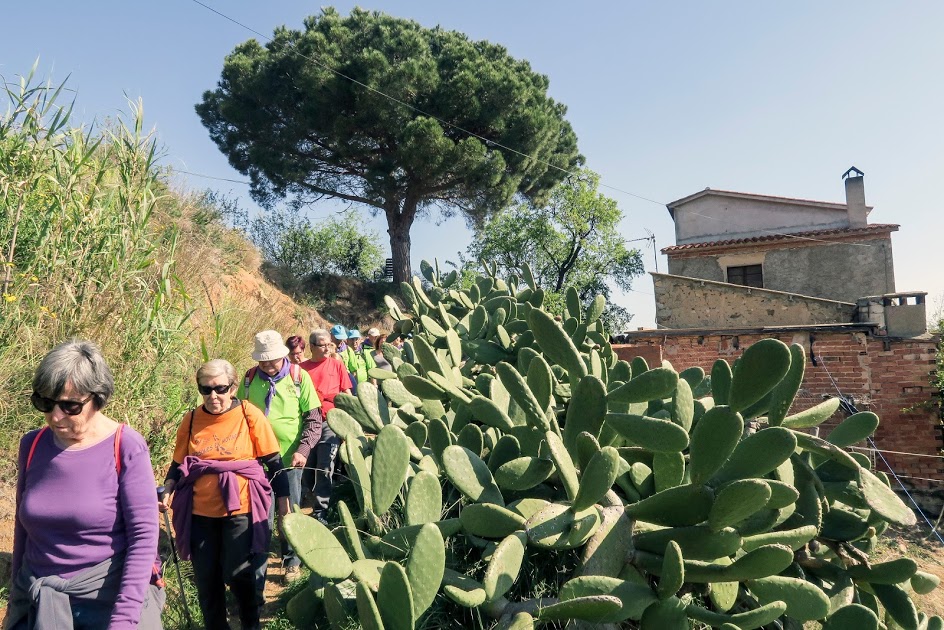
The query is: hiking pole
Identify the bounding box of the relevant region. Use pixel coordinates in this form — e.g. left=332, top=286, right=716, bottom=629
left=157, top=485, right=195, bottom=629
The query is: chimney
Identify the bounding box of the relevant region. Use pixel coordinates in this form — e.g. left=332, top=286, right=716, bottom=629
left=843, top=166, right=867, bottom=228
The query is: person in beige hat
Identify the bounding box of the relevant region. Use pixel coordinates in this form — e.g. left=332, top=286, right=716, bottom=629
left=237, top=330, right=323, bottom=580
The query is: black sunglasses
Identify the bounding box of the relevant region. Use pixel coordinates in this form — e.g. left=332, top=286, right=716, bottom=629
left=198, top=383, right=233, bottom=396
left=30, top=392, right=94, bottom=416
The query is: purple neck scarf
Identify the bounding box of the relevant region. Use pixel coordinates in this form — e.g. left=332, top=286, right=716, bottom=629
left=257, top=359, right=290, bottom=416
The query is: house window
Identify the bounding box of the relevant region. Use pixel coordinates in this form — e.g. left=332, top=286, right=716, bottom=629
left=727, top=264, right=763, bottom=288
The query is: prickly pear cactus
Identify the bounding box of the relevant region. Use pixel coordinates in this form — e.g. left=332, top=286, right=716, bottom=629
left=283, top=260, right=940, bottom=630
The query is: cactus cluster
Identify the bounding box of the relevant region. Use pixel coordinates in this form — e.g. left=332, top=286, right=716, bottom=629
left=283, top=260, right=940, bottom=630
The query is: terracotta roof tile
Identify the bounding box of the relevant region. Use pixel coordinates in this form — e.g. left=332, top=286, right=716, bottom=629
left=662, top=223, right=899, bottom=254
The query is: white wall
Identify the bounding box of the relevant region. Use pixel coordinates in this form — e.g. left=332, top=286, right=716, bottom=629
left=673, top=194, right=851, bottom=244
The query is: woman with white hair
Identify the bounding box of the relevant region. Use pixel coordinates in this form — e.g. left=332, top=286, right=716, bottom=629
left=7, top=339, right=162, bottom=629
left=159, top=358, right=290, bottom=630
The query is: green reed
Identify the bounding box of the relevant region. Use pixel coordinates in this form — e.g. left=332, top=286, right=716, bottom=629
left=0, top=66, right=195, bottom=460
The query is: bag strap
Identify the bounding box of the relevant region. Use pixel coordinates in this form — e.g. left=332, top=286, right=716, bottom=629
left=289, top=363, right=303, bottom=398
left=27, top=424, right=124, bottom=473
left=187, top=408, right=197, bottom=444
left=243, top=366, right=258, bottom=390
left=25, top=427, right=49, bottom=470
left=114, top=424, right=124, bottom=475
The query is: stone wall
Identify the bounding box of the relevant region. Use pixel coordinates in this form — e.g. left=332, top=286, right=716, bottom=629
left=613, top=330, right=943, bottom=511
left=652, top=273, right=856, bottom=329
left=666, top=236, right=896, bottom=304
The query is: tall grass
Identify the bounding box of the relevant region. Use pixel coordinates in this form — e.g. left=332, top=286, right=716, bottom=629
left=0, top=67, right=197, bottom=460
left=0, top=69, right=318, bottom=465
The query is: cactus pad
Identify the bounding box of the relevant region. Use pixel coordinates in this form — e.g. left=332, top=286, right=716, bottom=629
left=442, top=445, right=504, bottom=506
left=495, top=456, right=555, bottom=492
left=282, top=513, right=353, bottom=580
left=459, top=503, right=527, bottom=538
left=405, top=523, right=445, bottom=616
left=356, top=581, right=386, bottom=630
left=405, top=470, right=443, bottom=526
left=483, top=531, right=528, bottom=602
left=371, top=425, right=411, bottom=515
left=728, top=339, right=792, bottom=413
left=377, top=561, right=415, bottom=630
left=536, top=595, right=624, bottom=623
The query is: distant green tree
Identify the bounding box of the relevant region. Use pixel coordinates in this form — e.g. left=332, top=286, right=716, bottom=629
left=196, top=7, right=582, bottom=284
left=466, top=169, right=644, bottom=332
left=250, top=211, right=384, bottom=280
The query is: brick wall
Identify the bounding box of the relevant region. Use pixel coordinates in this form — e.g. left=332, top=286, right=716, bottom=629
left=613, top=331, right=942, bottom=503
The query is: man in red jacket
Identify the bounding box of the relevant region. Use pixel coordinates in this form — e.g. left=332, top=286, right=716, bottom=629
left=299, top=329, right=353, bottom=523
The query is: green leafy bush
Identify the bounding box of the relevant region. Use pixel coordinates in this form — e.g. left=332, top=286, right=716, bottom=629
left=249, top=210, right=384, bottom=280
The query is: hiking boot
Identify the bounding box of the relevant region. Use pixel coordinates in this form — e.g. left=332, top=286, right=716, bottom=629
left=312, top=511, right=329, bottom=526
left=284, top=564, right=301, bottom=580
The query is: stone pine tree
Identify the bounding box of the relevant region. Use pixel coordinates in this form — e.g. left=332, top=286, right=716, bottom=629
left=196, top=7, right=582, bottom=284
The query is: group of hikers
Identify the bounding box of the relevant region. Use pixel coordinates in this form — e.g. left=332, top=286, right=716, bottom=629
left=7, top=324, right=393, bottom=630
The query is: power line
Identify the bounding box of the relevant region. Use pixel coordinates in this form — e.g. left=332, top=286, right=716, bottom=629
left=171, top=169, right=250, bottom=185
left=848, top=446, right=944, bottom=461
left=187, top=0, right=666, bottom=209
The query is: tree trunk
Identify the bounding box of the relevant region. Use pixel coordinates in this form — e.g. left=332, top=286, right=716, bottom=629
left=386, top=202, right=417, bottom=285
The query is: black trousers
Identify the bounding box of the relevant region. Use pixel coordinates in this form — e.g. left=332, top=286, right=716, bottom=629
left=191, top=514, right=265, bottom=630
left=311, top=432, right=342, bottom=517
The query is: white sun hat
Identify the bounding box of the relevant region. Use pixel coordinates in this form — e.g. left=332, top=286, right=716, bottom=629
left=251, top=330, right=290, bottom=362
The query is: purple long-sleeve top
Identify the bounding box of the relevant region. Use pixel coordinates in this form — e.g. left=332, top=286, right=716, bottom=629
left=11, top=426, right=159, bottom=630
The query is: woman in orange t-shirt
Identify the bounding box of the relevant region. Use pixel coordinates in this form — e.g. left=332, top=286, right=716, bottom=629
left=159, top=359, right=289, bottom=630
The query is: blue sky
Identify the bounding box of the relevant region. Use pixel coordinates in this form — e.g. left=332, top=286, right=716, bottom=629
left=3, top=1, right=943, bottom=327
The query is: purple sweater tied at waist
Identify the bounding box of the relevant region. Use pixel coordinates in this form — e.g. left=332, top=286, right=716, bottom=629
left=170, top=456, right=272, bottom=561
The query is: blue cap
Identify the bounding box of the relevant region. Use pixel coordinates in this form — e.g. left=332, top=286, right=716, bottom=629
left=348, top=329, right=362, bottom=339
left=330, top=324, right=347, bottom=338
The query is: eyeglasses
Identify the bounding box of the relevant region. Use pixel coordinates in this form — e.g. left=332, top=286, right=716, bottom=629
left=30, top=392, right=94, bottom=416
left=313, top=343, right=331, bottom=348
left=198, top=383, right=233, bottom=396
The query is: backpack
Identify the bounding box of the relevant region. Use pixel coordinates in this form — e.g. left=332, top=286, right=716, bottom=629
left=244, top=363, right=303, bottom=397
left=25, top=424, right=166, bottom=589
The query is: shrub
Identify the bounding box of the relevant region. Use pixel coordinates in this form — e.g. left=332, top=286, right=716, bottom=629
left=249, top=210, right=384, bottom=280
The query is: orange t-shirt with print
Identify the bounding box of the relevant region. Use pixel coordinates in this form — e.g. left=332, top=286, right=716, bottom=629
left=172, top=400, right=281, bottom=517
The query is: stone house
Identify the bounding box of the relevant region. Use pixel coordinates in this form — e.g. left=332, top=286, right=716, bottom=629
left=613, top=169, right=942, bottom=509
left=652, top=167, right=914, bottom=330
